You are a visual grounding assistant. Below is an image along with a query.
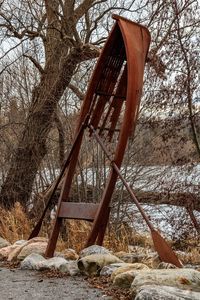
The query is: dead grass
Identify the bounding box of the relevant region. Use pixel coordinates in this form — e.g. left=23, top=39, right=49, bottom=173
left=0, top=202, right=148, bottom=254
left=56, top=221, right=131, bottom=253
left=0, top=202, right=199, bottom=266
left=0, top=202, right=31, bottom=242
left=0, top=203, right=132, bottom=253
left=189, top=248, right=200, bottom=265
left=178, top=247, right=200, bottom=265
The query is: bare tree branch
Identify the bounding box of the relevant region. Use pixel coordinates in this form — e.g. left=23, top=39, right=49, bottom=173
left=0, top=11, right=45, bottom=40
left=68, top=83, right=84, bottom=100
left=23, top=54, right=44, bottom=74
left=172, top=0, right=200, bottom=157
left=74, top=0, right=96, bottom=22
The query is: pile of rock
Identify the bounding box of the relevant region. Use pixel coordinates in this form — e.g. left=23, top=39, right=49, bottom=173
left=0, top=236, right=200, bottom=299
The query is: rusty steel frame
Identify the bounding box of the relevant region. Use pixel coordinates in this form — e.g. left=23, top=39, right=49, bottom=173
left=43, top=14, right=151, bottom=258
left=32, top=14, right=151, bottom=257
left=29, top=15, right=182, bottom=264
left=29, top=15, right=182, bottom=266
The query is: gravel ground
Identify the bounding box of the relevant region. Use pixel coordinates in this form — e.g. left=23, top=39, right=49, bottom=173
left=0, top=266, right=110, bottom=300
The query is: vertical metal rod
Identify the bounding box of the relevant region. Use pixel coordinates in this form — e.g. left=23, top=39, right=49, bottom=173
left=96, top=207, right=110, bottom=245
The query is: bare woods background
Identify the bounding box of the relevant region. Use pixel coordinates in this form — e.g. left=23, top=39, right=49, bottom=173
left=0, top=0, right=200, bottom=242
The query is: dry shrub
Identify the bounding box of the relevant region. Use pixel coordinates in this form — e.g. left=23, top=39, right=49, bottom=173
left=187, top=248, right=200, bottom=265
left=0, top=202, right=31, bottom=243
left=56, top=221, right=153, bottom=253
left=56, top=221, right=130, bottom=253
left=178, top=247, right=200, bottom=265
left=56, top=220, right=93, bottom=253
left=104, top=224, right=130, bottom=252
left=0, top=203, right=134, bottom=252
left=0, top=202, right=155, bottom=255
left=4, top=203, right=198, bottom=264
left=128, top=232, right=154, bottom=249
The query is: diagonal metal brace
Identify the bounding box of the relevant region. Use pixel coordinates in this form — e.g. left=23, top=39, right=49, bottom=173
left=88, top=123, right=182, bottom=268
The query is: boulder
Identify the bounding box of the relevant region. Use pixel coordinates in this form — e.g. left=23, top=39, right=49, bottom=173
left=0, top=237, right=11, bottom=249
left=111, top=263, right=150, bottom=281
left=41, top=257, right=70, bottom=273
left=21, top=253, right=46, bottom=270
left=26, top=237, right=48, bottom=244
left=42, top=258, right=80, bottom=275
left=66, top=261, right=80, bottom=276
left=79, top=245, right=111, bottom=258
left=131, top=269, right=200, bottom=294
left=8, top=245, right=25, bottom=261
left=62, top=248, right=79, bottom=260
left=21, top=253, right=80, bottom=275
left=14, top=240, right=27, bottom=246
left=134, top=285, right=200, bottom=300
left=17, top=242, right=48, bottom=260
left=115, top=251, right=145, bottom=263
left=8, top=238, right=48, bottom=261
left=157, top=262, right=178, bottom=269
left=46, top=259, right=80, bottom=275
left=0, top=245, right=19, bottom=260
left=100, top=263, right=133, bottom=276
left=78, top=254, right=123, bottom=276
left=186, top=264, right=200, bottom=270
left=113, top=270, right=141, bottom=288
left=7, top=238, right=49, bottom=261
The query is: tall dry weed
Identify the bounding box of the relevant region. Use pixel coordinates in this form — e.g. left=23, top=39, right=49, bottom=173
left=0, top=202, right=31, bottom=242
left=2, top=203, right=199, bottom=265
left=56, top=221, right=130, bottom=253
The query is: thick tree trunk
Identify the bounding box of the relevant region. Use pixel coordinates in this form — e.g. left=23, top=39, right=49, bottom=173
left=0, top=0, right=102, bottom=209
left=0, top=42, right=99, bottom=209
left=0, top=45, right=88, bottom=209
left=0, top=65, right=74, bottom=209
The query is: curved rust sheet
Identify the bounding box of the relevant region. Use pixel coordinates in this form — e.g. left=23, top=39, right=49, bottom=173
left=86, top=15, right=151, bottom=245
left=113, top=14, right=150, bottom=163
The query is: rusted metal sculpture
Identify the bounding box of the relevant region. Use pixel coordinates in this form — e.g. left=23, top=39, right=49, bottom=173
left=29, top=15, right=182, bottom=267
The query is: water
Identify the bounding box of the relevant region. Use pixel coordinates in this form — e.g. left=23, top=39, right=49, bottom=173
left=77, top=163, right=200, bottom=194
left=1, top=163, right=199, bottom=238
left=77, top=163, right=200, bottom=238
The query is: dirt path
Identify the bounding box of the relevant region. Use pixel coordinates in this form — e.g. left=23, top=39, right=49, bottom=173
left=0, top=266, right=110, bottom=300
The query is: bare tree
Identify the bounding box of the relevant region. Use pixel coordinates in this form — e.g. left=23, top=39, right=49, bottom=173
left=0, top=0, right=199, bottom=220
left=0, top=0, right=120, bottom=208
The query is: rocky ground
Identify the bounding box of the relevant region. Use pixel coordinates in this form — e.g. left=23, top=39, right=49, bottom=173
left=1, top=236, right=200, bottom=299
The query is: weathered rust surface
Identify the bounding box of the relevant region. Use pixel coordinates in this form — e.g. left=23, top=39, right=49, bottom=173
left=40, top=15, right=151, bottom=258
left=58, top=202, right=99, bottom=221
